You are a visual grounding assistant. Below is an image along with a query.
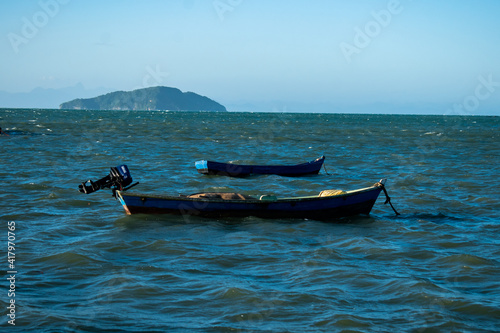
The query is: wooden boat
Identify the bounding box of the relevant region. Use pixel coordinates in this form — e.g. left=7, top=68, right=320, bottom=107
left=195, top=156, right=325, bottom=177
left=78, top=165, right=398, bottom=220
left=115, top=179, right=387, bottom=220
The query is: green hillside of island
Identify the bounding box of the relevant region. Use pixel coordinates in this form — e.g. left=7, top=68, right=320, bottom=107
left=59, top=86, right=227, bottom=111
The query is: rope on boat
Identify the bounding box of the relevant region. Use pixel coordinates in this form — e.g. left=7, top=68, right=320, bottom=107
left=380, top=183, right=400, bottom=216
left=323, top=162, right=331, bottom=175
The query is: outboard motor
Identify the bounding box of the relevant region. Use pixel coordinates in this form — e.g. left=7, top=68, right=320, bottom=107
left=79, top=165, right=136, bottom=195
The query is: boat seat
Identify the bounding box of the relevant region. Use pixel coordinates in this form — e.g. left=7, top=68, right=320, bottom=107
left=187, top=192, right=255, bottom=200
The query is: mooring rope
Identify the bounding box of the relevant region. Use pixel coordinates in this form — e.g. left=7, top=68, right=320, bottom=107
left=380, top=184, right=400, bottom=216
left=323, top=162, right=331, bottom=175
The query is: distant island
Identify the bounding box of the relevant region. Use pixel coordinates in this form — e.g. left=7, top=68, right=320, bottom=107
left=59, top=86, right=227, bottom=111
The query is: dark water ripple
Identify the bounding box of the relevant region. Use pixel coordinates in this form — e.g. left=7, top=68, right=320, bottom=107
left=1, top=109, right=499, bottom=332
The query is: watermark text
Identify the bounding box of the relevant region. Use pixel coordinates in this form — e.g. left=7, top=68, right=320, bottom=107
left=7, top=0, right=70, bottom=54
left=6, top=221, right=17, bottom=326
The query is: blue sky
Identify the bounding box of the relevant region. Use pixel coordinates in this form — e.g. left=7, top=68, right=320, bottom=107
left=1, top=0, right=500, bottom=114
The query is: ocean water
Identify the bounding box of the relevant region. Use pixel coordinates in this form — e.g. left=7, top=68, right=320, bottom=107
left=1, top=109, right=499, bottom=332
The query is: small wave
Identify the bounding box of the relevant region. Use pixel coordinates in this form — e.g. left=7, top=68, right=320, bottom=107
left=1, top=130, right=62, bottom=136
left=435, top=253, right=493, bottom=266
left=403, top=212, right=463, bottom=223
left=329, top=314, right=372, bottom=330
left=219, top=287, right=256, bottom=299
left=34, top=251, right=106, bottom=268
left=443, top=297, right=500, bottom=319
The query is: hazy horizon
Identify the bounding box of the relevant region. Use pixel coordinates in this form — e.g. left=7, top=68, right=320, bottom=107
left=1, top=0, right=500, bottom=115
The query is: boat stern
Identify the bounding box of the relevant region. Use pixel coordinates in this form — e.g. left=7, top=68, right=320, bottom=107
left=195, top=160, right=208, bottom=174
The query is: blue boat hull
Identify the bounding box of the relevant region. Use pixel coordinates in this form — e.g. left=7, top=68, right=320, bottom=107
left=195, top=156, right=325, bottom=177
left=116, top=180, right=384, bottom=221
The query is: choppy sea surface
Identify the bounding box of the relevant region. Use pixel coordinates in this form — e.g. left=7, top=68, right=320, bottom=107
left=1, top=109, right=499, bottom=332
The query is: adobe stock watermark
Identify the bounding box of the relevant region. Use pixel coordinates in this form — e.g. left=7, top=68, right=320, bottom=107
left=340, top=0, right=407, bottom=64
left=115, top=64, right=170, bottom=110
left=7, top=0, right=70, bottom=54
left=213, top=0, right=243, bottom=21
left=135, top=64, right=170, bottom=90
left=447, top=74, right=499, bottom=115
